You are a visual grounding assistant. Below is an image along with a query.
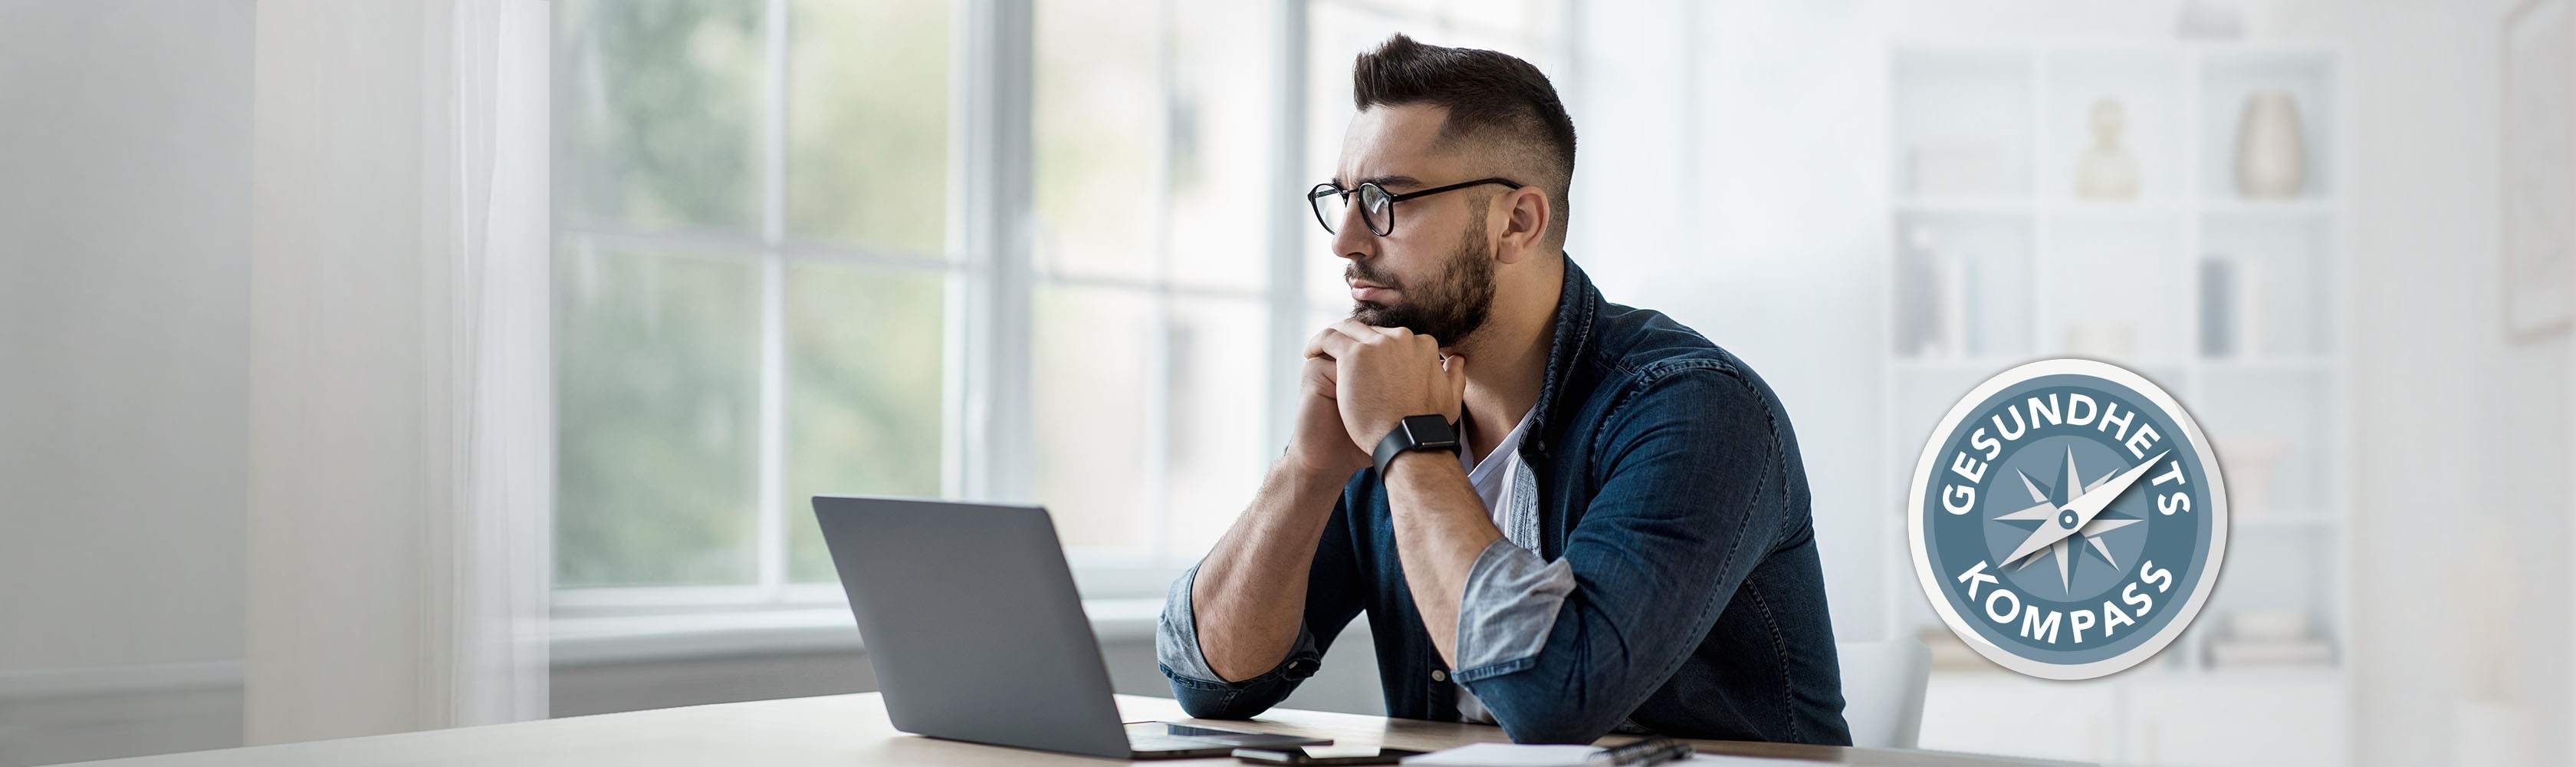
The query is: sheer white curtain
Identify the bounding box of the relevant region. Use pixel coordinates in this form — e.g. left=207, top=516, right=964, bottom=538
left=435, top=0, right=553, bottom=728
left=245, top=0, right=549, bottom=743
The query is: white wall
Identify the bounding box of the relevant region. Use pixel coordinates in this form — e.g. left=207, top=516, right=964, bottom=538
left=0, top=2, right=255, bottom=763
left=0, top=0, right=254, bottom=676
left=2313, top=1, right=2574, bottom=764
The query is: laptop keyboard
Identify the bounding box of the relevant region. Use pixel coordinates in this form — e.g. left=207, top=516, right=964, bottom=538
left=1126, top=732, right=1227, bottom=752
left=1157, top=723, right=1260, bottom=738
left=1124, top=723, right=1270, bottom=753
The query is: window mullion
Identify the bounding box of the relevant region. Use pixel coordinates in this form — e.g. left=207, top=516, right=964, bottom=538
left=1141, top=0, right=1178, bottom=558
left=1263, top=0, right=1310, bottom=460
left=950, top=0, right=1037, bottom=503
left=754, top=0, right=791, bottom=598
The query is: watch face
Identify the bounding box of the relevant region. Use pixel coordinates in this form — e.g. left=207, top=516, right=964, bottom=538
left=1402, top=414, right=1457, bottom=445
left=1906, top=359, right=2228, bottom=680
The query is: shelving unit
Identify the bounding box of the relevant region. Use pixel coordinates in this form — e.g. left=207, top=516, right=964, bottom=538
left=1883, top=39, right=2350, bottom=765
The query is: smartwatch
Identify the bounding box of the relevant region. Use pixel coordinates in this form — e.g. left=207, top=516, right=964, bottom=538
left=1372, top=414, right=1461, bottom=480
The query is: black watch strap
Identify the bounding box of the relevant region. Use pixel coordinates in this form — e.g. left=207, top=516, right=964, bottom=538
left=1372, top=414, right=1461, bottom=480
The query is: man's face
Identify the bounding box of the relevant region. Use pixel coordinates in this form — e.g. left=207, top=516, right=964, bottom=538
left=1329, top=105, right=1499, bottom=349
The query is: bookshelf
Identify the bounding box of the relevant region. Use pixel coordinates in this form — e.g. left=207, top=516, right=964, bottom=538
left=1884, top=39, right=2350, bottom=765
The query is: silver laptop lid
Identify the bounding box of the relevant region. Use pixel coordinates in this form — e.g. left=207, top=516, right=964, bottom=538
left=813, top=496, right=1131, bottom=759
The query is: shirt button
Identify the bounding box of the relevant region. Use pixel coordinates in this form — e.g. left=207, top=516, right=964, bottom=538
left=1431, top=670, right=1448, bottom=682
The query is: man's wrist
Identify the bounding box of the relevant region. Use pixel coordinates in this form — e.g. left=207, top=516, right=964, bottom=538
left=1274, top=449, right=1361, bottom=492
left=1372, top=414, right=1461, bottom=479
left=1383, top=448, right=1463, bottom=484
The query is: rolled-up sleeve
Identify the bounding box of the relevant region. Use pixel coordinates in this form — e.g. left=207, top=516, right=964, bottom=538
left=1451, top=538, right=1576, bottom=676
left=1155, top=488, right=1368, bottom=719
left=1155, top=562, right=1323, bottom=713
left=1154, top=562, right=1233, bottom=684
left=1454, top=364, right=1799, bottom=744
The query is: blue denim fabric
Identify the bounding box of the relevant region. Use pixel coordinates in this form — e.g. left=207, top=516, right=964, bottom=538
left=1156, top=258, right=1848, bottom=746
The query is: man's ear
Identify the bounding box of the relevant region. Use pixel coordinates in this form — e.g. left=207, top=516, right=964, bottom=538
left=1491, top=186, right=1550, bottom=265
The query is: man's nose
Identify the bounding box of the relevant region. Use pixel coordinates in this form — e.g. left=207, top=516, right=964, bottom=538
left=1329, top=199, right=1375, bottom=261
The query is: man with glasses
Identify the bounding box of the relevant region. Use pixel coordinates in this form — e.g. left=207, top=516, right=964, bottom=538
left=1156, top=34, right=1849, bottom=746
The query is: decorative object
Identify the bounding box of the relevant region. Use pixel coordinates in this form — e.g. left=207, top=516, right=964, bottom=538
left=2075, top=99, right=2140, bottom=199
left=2233, top=91, right=2309, bottom=199
left=2504, top=0, right=2572, bottom=337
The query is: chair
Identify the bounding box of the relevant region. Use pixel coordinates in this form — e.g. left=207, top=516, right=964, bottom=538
left=1835, top=637, right=1931, bottom=749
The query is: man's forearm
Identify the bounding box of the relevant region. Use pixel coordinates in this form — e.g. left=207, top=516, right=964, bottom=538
left=1189, top=458, right=1349, bottom=682
left=1382, top=450, right=1503, bottom=668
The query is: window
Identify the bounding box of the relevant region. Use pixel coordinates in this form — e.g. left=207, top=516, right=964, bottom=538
left=550, top=0, right=1297, bottom=610
left=1029, top=0, right=1279, bottom=561
left=554, top=0, right=955, bottom=602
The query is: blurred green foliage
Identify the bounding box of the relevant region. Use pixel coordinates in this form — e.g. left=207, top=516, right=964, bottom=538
left=554, top=0, right=949, bottom=588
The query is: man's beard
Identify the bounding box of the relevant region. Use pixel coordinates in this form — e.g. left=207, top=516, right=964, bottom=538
left=1347, top=211, right=1498, bottom=347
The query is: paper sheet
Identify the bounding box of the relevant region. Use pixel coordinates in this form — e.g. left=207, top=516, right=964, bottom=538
left=1399, top=742, right=1819, bottom=767
left=1400, top=743, right=1598, bottom=766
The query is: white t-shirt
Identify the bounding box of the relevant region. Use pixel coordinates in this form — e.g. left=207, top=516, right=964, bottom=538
left=1452, top=407, right=1537, bottom=724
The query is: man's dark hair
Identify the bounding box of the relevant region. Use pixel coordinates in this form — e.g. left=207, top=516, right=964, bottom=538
left=1353, top=33, right=1577, bottom=251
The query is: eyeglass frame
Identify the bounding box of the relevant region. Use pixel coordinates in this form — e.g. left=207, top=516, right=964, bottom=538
left=1306, top=176, right=1526, bottom=237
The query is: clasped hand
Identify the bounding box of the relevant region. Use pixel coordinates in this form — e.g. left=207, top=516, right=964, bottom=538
left=1291, top=319, right=1466, bottom=477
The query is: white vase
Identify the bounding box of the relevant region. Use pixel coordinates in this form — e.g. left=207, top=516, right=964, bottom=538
left=2233, top=91, right=2308, bottom=199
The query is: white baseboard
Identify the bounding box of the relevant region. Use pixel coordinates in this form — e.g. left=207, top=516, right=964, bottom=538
left=0, top=662, right=246, bottom=767
left=549, top=597, right=1165, bottom=667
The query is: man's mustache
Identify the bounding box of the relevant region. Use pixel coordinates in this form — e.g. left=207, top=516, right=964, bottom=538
left=1343, top=263, right=1398, bottom=290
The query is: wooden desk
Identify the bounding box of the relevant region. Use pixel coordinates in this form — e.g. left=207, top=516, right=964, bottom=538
left=60, top=693, right=2079, bottom=767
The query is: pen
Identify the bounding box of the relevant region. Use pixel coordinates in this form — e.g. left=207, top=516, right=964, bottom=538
left=1585, top=737, right=1693, bottom=767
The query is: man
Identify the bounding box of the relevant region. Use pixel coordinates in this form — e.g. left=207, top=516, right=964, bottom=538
left=1155, top=34, right=1848, bottom=746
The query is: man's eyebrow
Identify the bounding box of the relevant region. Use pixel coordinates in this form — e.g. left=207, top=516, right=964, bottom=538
left=1332, top=173, right=1421, bottom=189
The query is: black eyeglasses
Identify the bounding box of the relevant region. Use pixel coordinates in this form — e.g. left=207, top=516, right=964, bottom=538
left=1307, top=177, right=1524, bottom=237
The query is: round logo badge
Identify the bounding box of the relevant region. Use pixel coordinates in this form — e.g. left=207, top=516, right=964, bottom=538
left=1907, top=359, right=2226, bottom=679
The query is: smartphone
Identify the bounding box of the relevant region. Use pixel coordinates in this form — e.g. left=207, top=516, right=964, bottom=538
left=1232, top=746, right=1426, bottom=765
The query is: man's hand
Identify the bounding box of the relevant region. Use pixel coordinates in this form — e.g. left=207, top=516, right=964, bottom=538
left=1284, top=354, right=1370, bottom=480
left=1307, top=319, right=1467, bottom=456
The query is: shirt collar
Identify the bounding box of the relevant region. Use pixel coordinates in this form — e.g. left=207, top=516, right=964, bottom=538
left=1523, top=255, right=1600, bottom=456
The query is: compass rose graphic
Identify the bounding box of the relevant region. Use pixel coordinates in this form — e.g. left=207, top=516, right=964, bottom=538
left=1907, top=358, right=2226, bottom=680
left=1991, top=446, right=2160, bottom=595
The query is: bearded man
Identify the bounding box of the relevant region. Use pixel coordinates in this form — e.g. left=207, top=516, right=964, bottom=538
left=1155, top=34, right=1850, bottom=746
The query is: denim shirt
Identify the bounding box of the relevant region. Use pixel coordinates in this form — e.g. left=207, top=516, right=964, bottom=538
left=1156, top=258, right=1849, bottom=746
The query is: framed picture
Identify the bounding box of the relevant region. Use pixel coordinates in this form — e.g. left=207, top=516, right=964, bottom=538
left=2504, top=0, right=2574, bottom=337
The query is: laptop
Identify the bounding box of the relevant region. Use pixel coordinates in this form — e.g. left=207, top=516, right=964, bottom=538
left=813, top=495, right=1335, bottom=759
